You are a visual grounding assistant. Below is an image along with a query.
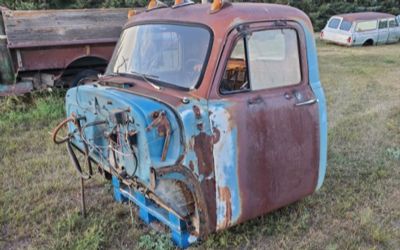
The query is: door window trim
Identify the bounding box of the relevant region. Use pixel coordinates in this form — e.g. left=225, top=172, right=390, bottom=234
left=389, top=18, right=398, bottom=28
left=216, top=21, right=307, bottom=96
left=378, top=19, right=389, bottom=29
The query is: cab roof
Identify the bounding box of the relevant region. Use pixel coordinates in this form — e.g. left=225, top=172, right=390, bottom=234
left=126, top=3, right=313, bottom=32
left=336, top=12, right=394, bottom=22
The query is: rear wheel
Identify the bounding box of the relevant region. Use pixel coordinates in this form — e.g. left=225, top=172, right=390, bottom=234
left=71, top=69, right=99, bottom=87
left=363, top=39, right=374, bottom=46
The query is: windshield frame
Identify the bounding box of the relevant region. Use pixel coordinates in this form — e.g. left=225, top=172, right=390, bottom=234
left=106, top=21, right=214, bottom=91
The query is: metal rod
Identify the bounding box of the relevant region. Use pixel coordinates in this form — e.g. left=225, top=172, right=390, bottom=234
left=80, top=177, right=87, bottom=218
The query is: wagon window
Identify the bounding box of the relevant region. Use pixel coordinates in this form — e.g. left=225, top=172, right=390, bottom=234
left=389, top=19, right=398, bottom=28
left=356, top=21, right=378, bottom=32
left=340, top=21, right=353, bottom=31
left=247, top=29, right=301, bottom=90
left=379, top=20, right=388, bottom=29
left=328, top=18, right=341, bottom=29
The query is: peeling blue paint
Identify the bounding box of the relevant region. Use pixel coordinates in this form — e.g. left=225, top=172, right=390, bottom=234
left=66, top=85, right=182, bottom=184
left=208, top=101, right=241, bottom=229
left=300, top=22, right=328, bottom=190
left=176, top=99, right=214, bottom=179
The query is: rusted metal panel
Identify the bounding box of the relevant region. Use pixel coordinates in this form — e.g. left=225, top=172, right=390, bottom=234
left=1, top=8, right=130, bottom=49
left=12, top=43, right=115, bottom=72
left=0, top=7, right=144, bottom=95
left=208, top=20, right=320, bottom=228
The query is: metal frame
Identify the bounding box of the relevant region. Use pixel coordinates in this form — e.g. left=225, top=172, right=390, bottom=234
left=112, top=176, right=192, bottom=248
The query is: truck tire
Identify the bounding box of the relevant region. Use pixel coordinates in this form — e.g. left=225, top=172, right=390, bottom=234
left=71, top=69, right=99, bottom=87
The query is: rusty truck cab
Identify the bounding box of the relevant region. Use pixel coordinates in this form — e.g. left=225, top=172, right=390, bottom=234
left=56, top=2, right=327, bottom=248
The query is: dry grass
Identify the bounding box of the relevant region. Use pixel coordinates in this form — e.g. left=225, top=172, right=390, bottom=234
left=0, top=41, right=399, bottom=250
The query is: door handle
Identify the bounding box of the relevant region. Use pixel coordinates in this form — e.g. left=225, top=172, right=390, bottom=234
left=247, top=96, right=263, bottom=105
left=295, top=98, right=318, bottom=107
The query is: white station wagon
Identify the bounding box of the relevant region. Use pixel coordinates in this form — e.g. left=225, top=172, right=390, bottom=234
left=321, top=12, right=400, bottom=46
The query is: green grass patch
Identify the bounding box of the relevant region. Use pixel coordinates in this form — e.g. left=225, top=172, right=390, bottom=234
left=0, top=90, right=65, bottom=133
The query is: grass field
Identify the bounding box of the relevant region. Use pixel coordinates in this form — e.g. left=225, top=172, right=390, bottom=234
left=1, top=41, right=399, bottom=250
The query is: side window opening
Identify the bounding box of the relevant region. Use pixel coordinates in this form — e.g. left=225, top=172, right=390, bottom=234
left=247, top=29, right=301, bottom=90
left=389, top=19, right=398, bottom=28
left=356, top=20, right=378, bottom=32
left=340, top=20, right=353, bottom=31
left=220, top=38, right=249, bottom=93
left=220, top=28, right=302, bottom=94
left=379, top=20, right=388, bottom=29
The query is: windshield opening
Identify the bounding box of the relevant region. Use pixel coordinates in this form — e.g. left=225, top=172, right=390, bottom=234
left=106, top=24, right=212, bottom=90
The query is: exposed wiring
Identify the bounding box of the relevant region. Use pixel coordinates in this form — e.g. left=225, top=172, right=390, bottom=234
left=53, top=110, right=148, bottom=180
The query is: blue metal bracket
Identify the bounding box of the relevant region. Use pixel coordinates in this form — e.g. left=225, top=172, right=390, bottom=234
left=111, top=176, right=191, bottom=249
left=112, top=176, right=127, bottom=203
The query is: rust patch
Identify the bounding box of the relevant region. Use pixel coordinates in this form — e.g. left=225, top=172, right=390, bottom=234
left=200, top=179, right=217, bottom=234
left=146, top=111, right=171, bottom=161
left=197, top=123, right=204, bottom=131
left=149, top=167, right=156, bottom=191
left=218, top=186, right=232, bottom=229
left=193, top=105, right=202, bottom=119
left=193, top=132, right=214, bottom=177
left=189, top=160, right=195, bottom=172
left=212, top=127, right=220, bottom=144
left=191, top=131, right=217, bottom=233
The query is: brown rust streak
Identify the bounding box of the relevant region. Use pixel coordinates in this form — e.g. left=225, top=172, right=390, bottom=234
left=189, top=160, right=195, bottom=172
left=218, top=186, right=232, bottom=229
left=212, top=127, right=221, bottom=144
left=193, top=105, right=202, bottom=119
left=146, top=111, right=171, bottom=161
left=192, top=132, right=217, bottom=232
left=193, top=132, right=214, bottom=177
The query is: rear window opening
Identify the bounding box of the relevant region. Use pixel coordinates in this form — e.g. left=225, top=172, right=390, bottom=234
left=328, top=18, right=341, bottom=29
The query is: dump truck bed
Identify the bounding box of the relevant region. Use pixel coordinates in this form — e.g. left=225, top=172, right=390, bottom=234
left=1, top=8, right=129, bottom=49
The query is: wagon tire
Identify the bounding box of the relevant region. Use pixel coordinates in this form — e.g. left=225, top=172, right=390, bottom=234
left=71, top=69, right=100, bottom=87
left=363, top=39, right=374, bottom=46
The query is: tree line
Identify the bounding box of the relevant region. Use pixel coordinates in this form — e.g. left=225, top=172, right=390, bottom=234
left=1, top=0, right=399, bottom=30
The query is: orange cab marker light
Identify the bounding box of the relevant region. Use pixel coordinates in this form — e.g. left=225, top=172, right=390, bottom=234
left=210, top=0, right=228, bottom=13
left=147, top=0, right=167, bottom=11
left=127, top=9, right=136, bottom=19
left=172, top=0, right=194, bottom=8
left=211, top=0, right=222, bottom=12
